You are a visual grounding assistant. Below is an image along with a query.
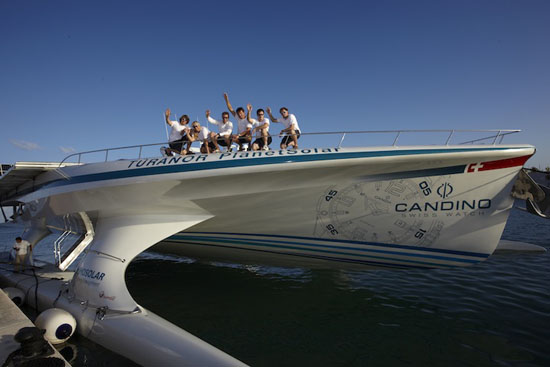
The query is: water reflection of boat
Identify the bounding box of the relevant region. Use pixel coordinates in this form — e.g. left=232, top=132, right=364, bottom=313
left=0, top=129, right=546, bottom=366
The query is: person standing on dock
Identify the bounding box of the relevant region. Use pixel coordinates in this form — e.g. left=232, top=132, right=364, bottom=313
left=224, top=93, right=252, bottom=151
left=13, top=237, right=31, bottom=272
left=267, top=107, right=301, bottom=150
left=164, top=108, right=191, bottom=156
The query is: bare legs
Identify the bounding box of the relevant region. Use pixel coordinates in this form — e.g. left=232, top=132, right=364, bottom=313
left=280, top=129, right=298, bottom=150
left=233, top=135, right=252, bottom=151
left=252, top=128, right=270, bottom=151
left=209, top=132, right=221, bottom=152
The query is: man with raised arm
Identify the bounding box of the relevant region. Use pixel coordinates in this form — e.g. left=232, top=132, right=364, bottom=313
left=224, top=93, right=252, bottom=151
left=267, top=107, right=301, bottom=150
left=164, top=108, right=191, bottom=156
left=206, top=110, right=233, bottom=152
left=247, top=104, right=271, bottom=151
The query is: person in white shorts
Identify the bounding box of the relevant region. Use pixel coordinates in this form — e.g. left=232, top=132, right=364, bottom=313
left=267, top=107, right=301, bottom=150
left=189, top=121, right=217, bottom=154
left=164, top=108, right=191, bottom=155
left=206, top=110, right=233, bottom=151
left=13, top=237, right=31, bottom=272
left=247, top=104, right=271, bottom=151
left=224, top=93, right=252, bottom=151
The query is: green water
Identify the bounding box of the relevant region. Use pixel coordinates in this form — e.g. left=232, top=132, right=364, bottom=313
left=1, top=208, right=549, bottom=366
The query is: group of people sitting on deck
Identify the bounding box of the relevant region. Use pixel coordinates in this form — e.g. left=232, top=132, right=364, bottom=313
left=163, top=93, right=301, bottom=156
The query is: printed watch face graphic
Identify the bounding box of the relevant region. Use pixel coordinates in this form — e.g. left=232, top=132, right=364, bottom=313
left=315, top=178, right=450, bottom=247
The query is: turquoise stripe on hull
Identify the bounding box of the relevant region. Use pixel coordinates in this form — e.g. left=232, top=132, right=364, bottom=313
left=179, top=232, right=489, bottom=259
left=169, top=233, right=482, bottom=267
left=163, top=239, right=425, bottom=269
left=45, top=146, right=522, bottom=190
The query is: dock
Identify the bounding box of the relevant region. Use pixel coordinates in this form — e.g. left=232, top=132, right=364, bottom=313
left=1, top=273, right=72, bottom=366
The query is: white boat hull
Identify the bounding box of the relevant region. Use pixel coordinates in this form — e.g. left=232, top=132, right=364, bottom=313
left=147, top=146, right=533, bottom=269
left=2, top=144, right=535, bottom=366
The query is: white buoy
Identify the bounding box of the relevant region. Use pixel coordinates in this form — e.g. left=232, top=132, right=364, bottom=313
left=3, top=287, right=25, bottom=306
left=34, top=308, right=77, bottom=344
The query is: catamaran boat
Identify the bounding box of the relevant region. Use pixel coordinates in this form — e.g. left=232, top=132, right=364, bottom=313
left=0, top=129, right=548, bottom=366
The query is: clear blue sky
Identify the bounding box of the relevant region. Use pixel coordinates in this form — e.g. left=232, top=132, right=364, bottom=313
left=1, top=0, right=549, bottom=168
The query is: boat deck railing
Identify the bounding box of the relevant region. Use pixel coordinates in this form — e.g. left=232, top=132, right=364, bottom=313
left=58, top=129, right=521, bottom=165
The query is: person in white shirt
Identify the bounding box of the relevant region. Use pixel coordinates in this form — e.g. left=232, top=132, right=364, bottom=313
left=224, top=93, right=252, bottom=151
left=206, top=110, right=233, bottom=152
left=247, top=104, right=271, bottom=151
left=13, top=237, right=31, bottom=272
left=267, top=107, right=301, bottom=150
left=164, top=108, right=191, bottom=155
left=189, top=121, right=216, bottom=154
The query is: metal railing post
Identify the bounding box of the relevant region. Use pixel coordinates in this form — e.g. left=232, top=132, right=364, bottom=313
left=105, top=150, right=109, bottom=161
left=445, top=130, right=454, bottom=145
left=138, top=146, right=143, bottom=159
left=338, top=133, right=346, bottom=148
left=492, top=130, right=502, bottom=145
left=78, top=154, right=81, bottom=164
left=393, top=131, right=401, bottom=146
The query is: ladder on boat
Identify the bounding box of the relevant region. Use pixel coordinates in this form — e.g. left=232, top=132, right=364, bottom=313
left=53, top=212, right=95, bottom=271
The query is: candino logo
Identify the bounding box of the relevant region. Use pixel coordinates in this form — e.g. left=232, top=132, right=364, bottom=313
left=437, top=182, right=453, bottom=198
left=395, top=199, right=491, bottom=212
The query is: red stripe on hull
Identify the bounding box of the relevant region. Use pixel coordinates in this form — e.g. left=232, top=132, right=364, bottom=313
left=466, top=154, right=532, bottom=173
